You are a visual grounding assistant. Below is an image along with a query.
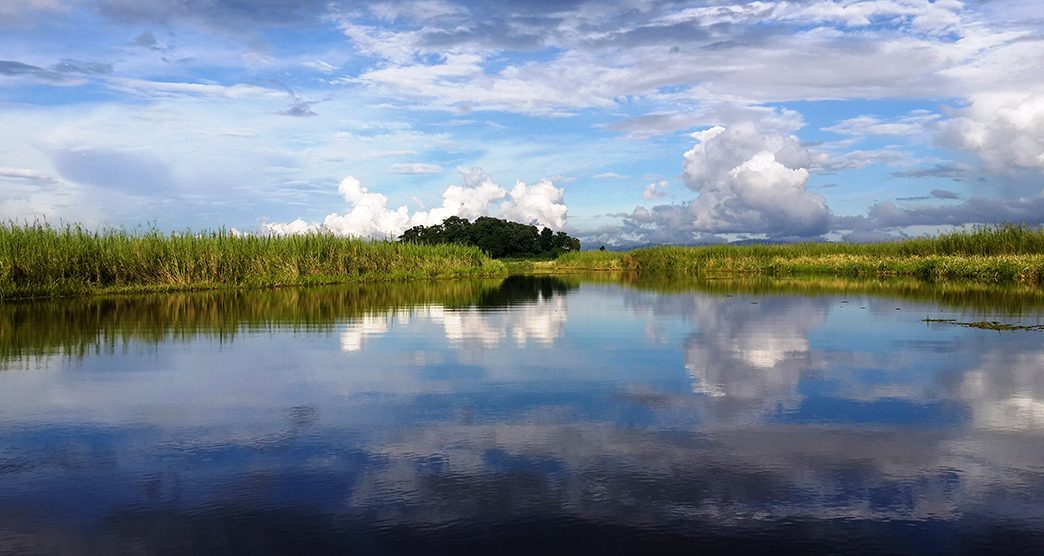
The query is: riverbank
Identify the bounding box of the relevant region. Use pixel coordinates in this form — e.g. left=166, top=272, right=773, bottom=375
left=5, top=224, right=1044, bottom=300
left=546, top=226, right=1044, bottom=284
left=0, top=224, right=506, bottom=300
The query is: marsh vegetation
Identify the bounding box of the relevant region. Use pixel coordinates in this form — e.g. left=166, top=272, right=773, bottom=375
left=0, top=223, right=505, bottom=300
left=551, top=225, right=1044, bottom=283
left=4, top=223, right=1044, bottom=301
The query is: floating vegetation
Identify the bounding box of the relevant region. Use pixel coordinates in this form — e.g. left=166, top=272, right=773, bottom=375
left=956, top=321, right=1044, bottom=331
left=923, top=316, right=1044, bottom=331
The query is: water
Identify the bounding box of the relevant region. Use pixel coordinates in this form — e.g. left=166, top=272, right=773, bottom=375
left=2, top=276, right=1044, bottom=554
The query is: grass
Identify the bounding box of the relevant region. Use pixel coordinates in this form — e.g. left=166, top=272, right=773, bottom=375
left=6, top=223, right=1044, bottom=300
left=550, top=225, right=1044, bottom=283
left=0, top=223, right=506, bottom=300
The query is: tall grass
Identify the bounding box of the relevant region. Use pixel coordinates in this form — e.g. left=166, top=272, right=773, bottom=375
left=0, top=223, right=506, bottom=299
left=554, top=225, right=1044, bottom=283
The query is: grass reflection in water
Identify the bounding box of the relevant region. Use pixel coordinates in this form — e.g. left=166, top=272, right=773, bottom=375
left=5, top=273, right=1043, bottom=366
left=0, top=277, right=580, bottom=363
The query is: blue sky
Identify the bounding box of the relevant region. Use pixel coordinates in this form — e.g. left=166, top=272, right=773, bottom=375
left=1, top=0, right=1042, bottom=245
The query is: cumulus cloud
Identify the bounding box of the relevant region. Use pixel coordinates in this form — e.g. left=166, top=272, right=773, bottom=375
left=642, top=180, right=668, bottom=200
left=263, top=169, right=569, bottom=239
left=938, top=92, right=1044, bottom=173
left=261, top=218, right=319, bottom=236
left=318, top=176, right=412, bottom=239
left=690, top=125, right=828, bottom=235
left=623, top=122, right=830, bottom=242
left=498, top=179, right=568, bottom=229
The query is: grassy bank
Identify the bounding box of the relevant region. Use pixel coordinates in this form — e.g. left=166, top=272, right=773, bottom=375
left=0, top=224, right=506, bottom=300
left=552, top=226, right=1044, bottom=283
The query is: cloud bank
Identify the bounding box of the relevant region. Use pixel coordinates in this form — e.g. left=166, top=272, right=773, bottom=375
left=264, top=170, right=568, bottom=239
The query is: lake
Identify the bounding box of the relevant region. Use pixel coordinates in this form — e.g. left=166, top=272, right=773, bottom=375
left=2, top=275, right=1044, bottom=554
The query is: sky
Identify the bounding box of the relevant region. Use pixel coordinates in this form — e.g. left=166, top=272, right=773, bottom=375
left=1, top=0, right=1042, bottom=246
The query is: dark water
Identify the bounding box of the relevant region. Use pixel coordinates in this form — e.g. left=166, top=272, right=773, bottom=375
left=2, top=276, right=1044, bottom=554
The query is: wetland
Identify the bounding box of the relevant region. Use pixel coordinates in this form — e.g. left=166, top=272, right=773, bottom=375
left=2, top=275, right=1044, bottom=553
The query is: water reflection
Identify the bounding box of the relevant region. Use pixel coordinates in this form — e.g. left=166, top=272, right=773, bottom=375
left=1, top=276, right=1044, bottom=552
left=0, top=276, right=578, bottom=365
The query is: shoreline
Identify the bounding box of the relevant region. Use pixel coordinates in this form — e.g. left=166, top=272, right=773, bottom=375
left=5, top=224, right=1044, bottom=301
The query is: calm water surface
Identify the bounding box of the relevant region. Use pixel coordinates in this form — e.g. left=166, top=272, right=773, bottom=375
left=2, top=276, right=1044, bottom=554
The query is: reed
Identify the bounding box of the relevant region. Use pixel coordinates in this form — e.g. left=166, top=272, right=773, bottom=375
left=552, top=225, right=1044, bottom=283
left=0, top=223, right=506, bottom=299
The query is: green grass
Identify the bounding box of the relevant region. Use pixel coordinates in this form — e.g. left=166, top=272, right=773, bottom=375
left=7, top=224, right=1044, bottom=300
left=0, top=223, right=506, bottom=300
left=551, top=225, right=1044, bottom=283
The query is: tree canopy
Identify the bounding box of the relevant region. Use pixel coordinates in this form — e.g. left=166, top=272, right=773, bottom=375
left=399, top=216, right=581, bottom=258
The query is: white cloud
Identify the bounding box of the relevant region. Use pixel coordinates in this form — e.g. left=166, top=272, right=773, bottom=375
left=105, top=77, right=279, bottom=100
left=499, top=179, right=568, bottom=229
left=642, top=180, right=668, bottom=200
left=421, top=169, right=508, bottom=224
left=368, top=0, right=468, bottom=23
left=0, top=0, right=68, bottom=25
left=619, top=121, right=831, bottom=242
left=0, top=166, right=61, bottom=183
left=390, top=162, right=444, bottom=175
left=781, top=0, right=964, bottom=31
left=823, top=111, right=941, bottom=137
left=263, top=170, right=569, bottom=239
left=0, top=166, right=89, bottom=225
left=680, top=122, right=829, bottom=236
left=303, top=59, right=336, bottom=73
left=318, top=176, right=412, bottom=239
left=937, top=92, right=1044, bottom=173
left=332, top=0, right=1009, bottom=120
left=261, top=218, right=318, bottom=236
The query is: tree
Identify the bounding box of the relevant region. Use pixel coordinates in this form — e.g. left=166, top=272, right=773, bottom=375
left=540, top=227, right=553, bottom=252
left=442, top=216, right=471, bottom=244
left=398, top=216, right=581, bottom=258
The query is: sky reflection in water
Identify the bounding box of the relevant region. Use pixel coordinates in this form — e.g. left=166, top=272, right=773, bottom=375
left=1, top=276, right=1044, bottom=553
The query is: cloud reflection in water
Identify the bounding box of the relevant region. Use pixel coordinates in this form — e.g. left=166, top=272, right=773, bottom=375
left=2, top=277, right=1044, bottom=551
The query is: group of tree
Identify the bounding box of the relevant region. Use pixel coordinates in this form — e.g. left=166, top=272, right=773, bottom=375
left=399, top=216, right=581, bottom=258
